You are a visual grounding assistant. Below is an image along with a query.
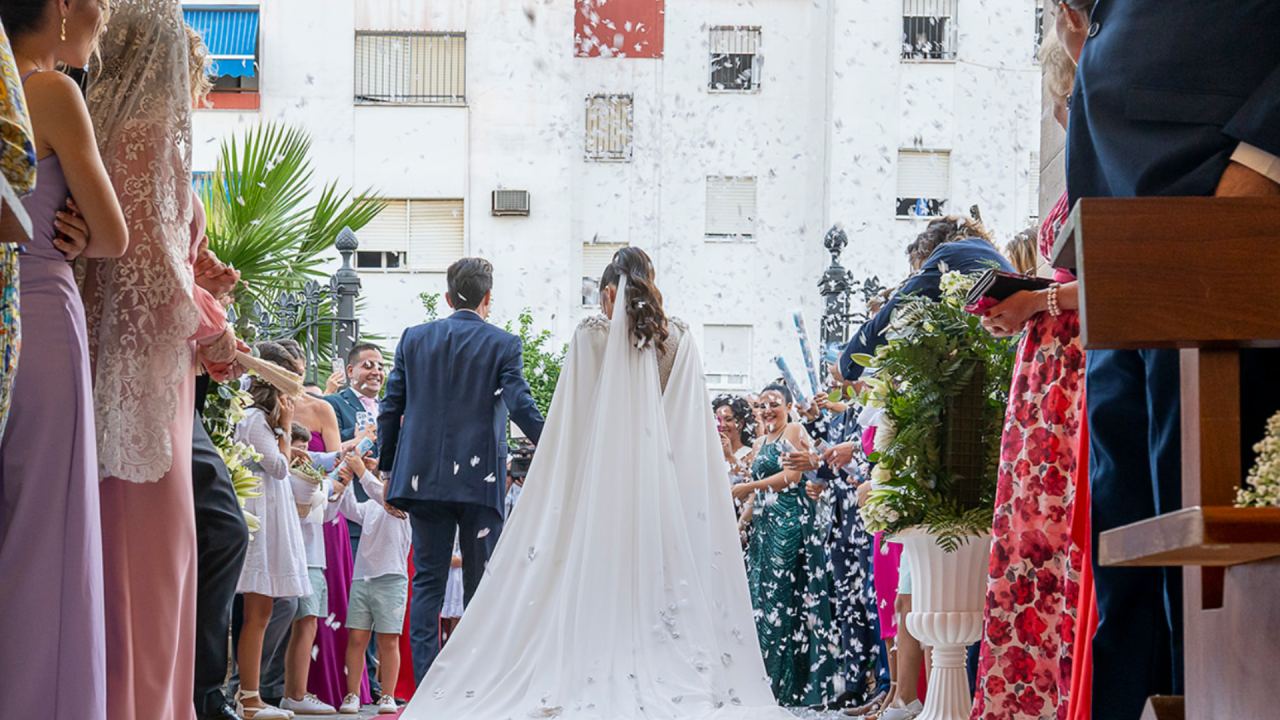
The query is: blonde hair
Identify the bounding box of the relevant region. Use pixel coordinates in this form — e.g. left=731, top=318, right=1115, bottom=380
left=1005, top=225, right=1039, bottom=276
left=1039, top=30, right=1076, bottom=106
left=185, top=24, right=213, bottom=107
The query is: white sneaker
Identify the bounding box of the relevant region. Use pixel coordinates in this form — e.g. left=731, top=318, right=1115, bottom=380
left=280, top=694, right=337, bottom=715
left=377, top=695, right=398, bottom=714
left=879, top=699, right=923, bottom=720
left=338, top=694, right=361, bottom=715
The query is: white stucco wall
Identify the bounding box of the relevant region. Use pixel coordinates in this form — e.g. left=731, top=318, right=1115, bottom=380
left=189, top=0, right=1041, bottom=394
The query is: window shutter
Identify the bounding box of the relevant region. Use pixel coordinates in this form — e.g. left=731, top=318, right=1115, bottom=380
left=356, top=200, right=409, bottom=253
left=710, top=27, right=760, bottom=54
left=706, top=177, right=757, bottom=237
left=407, top=200, right=464, bottom=271
left=897, top=151, right=951, bottom=200
left=1029, top=151, right=1041, bottom=221
left=583, top=243, right=624, bottom=282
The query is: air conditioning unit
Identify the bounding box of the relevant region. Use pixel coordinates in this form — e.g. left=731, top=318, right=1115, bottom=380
left=491, top=190, right=530, bottom=216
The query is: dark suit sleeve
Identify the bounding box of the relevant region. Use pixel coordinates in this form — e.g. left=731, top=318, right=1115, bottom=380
left=322, top=394, right=353, bottom=441
left=378, top=337, right=408, bottom=474
left=838, top=270, right=941, bottom=382
left=1225, top=61, right=1280, bottom=158
left=501, top=335, right=546, bottom=445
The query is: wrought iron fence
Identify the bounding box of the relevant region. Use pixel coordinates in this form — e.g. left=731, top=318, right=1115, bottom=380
left=354, top=31, right=466, bottom=105
left=820, top=226, right=886, bottom=353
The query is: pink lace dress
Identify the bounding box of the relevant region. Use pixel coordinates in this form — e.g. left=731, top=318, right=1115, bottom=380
left=971, top=192, right=1086, bottom=720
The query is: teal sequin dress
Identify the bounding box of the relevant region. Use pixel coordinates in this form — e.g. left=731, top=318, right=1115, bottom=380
left=745, top=437, right=838, bottom=706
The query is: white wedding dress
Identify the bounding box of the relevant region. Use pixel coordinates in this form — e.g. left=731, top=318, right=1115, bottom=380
left=401, top=278, right=792, bottom=720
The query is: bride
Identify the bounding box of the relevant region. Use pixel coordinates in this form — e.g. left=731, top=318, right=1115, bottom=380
left=401, top=247, right=792, bottom=720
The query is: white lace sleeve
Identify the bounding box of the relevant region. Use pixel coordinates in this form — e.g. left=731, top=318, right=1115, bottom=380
left=236, top=410, right=289, bottom=481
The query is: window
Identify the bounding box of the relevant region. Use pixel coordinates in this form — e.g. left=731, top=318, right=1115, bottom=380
left=705, top=176, right=757, bottom=239
left=582, top=243, right=625, bottom=306
left=709, top=27, right=761, bottom=92
left=585, top=95, right=633, bottom=162
left=896, top=150, right=950, bottom=218
left=902, top=0, right=957, bottom=61
left=1034, top=0, right=1045, bottom=61
left=354, top=32, right=465, bottom=105
left=355, top=199, right=464, bottom=271
left=184, top=7, right=260, bottom=94
left=703, top=325, right=752, bottom=389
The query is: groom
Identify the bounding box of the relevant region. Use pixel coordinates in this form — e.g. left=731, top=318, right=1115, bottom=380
left=380, top=258, right=545, bottom=682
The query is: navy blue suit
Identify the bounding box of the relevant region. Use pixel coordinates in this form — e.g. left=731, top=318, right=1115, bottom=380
left=1068, top=3, right=1280, bottom=719
left=323, top=387, right=368, bottom=443
left=839, top=237, right=1013, bottom=382
left=379, top=310, right=545, bottom=681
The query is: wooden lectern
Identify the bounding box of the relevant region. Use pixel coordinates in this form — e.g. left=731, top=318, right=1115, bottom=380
left=1053, top=197, right=1280, bottom=720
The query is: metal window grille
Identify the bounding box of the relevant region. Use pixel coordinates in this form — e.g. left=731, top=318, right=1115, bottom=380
left=1034, top=0, right=1044, bottom=62
left=585, top=95, right=633, bottom=162
left=902, top=0, right=957, bottom=60
left=896, top=150, right=950, bottom=218
left=354, top=31, right=465, bottom=105
left=582, top=243, right=626, bottom=306
left=709, top=27, right=761, bottom=92
left=706, top=176, right=757, bottom=238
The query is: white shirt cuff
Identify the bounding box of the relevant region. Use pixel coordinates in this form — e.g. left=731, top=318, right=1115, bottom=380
left=1231, top=143, right=1280, bottom=185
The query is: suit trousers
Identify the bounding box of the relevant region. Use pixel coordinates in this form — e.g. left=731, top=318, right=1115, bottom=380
left=192, top=413, right=250, bottom=714
left=1087, top=349, right=1184, bottom=720
left=408, top=501, right=504, bottom=682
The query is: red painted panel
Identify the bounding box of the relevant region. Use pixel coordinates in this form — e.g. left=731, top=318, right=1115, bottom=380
left=205, top=91, right=260, bottom=110
left=575, top=0, right=664, bottom=58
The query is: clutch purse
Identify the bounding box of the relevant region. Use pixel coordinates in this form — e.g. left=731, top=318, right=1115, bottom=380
left=964, top=268, right=1053, bottom=315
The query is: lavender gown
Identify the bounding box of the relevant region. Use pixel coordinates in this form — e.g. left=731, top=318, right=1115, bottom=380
left=0, top=153, right=107, bottom=720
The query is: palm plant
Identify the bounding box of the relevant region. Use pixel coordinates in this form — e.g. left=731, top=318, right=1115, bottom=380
left=201, top=121, right=385, bottom=318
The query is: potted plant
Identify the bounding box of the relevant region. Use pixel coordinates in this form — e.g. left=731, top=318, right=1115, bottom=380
left=852, top=270, right=1015, bottom=720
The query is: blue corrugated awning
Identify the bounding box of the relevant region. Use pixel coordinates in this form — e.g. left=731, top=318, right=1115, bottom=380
left=184, top=9, right=259, bottom=78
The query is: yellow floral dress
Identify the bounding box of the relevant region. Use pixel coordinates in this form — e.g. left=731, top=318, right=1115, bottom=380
left=0, top=25, right=38, bottom=437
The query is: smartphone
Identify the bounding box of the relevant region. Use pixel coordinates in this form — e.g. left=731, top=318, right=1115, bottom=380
left=355, top=411, right=371, bottom=434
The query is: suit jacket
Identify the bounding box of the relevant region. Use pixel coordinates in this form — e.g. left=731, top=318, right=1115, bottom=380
left=1067, top=0, right=1280, bottom=202
left=380, top=311, right=546, bottom=514
left=839, top=237, right=1013, bottom=381
left=322, top=387, right=368, bottom=442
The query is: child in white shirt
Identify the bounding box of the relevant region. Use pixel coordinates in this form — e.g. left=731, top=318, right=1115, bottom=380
left=336, top=459, right=412, bottom=715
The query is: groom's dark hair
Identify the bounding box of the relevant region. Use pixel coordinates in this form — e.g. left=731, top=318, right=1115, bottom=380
left=447, top=258, right=494, bottom=311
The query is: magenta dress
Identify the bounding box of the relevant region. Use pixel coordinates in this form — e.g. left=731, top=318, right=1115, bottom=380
left=0, top=154, right=107, bottom=720
left=306, top=431, right=373, bottom=706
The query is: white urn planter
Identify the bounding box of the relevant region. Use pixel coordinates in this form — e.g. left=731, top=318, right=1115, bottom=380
left=890, top=528, right=992, bottom=720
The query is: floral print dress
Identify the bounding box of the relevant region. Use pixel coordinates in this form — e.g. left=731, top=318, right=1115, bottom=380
left=746, top=437, right=839, bottom=706
left=971, top=193, right=1086, bottom=720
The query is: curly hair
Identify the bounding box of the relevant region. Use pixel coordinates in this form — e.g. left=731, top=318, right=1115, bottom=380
left=185, top=24, right=213, bottom=107
left=907, top=215, right=996, bottom=270
left=600, top=246, right=670, bottom=356
left=713, top=394, right=757, bottom=446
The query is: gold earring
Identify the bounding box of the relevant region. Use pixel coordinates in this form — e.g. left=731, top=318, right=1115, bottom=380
left=60, top=18, right=66, bottom=41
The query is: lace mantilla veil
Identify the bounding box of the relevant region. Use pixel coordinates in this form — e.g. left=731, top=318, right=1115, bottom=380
left=401, top=277, right=792, bottom=720
left=82, top=0, right=198, bottom=483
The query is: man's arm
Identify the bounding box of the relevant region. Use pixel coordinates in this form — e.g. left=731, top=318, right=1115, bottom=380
left=378, top=339, right=408, bottom=474
left=838, top=270, right=939, bottom=382
left=500, top=336, right=546, bottom=445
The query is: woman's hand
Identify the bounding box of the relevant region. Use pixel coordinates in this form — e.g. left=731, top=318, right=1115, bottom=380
left=731, top=482, right=755, bottom=503
left=194, top=247, right=241, bottom=299
left=52, top=197, right=90, bottom=260
left=200, top=326, right=238, bottom=365
left=781, top=449, right=821, bottom=473
left=856, top=480, right=873, bottom=507
left=719, top=431, right=733, bottom=461
left=278, top=396, right=295, bottom=429
left=805, top=480, right=827, bottom=500
left=981, top=290, right=1046, bottom=337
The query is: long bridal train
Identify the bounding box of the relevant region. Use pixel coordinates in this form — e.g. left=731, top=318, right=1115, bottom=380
left=401, top=278, right=793, bottom=720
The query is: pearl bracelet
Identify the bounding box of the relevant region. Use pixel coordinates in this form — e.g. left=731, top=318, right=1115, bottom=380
left=1047, top=284, right=1062, bottom=317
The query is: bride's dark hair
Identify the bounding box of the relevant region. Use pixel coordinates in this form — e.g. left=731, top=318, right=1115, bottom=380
left=600, top=246, right=669, bottom=354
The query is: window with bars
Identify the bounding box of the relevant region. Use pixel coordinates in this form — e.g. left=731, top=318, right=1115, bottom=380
left=709, top=27, right=761, bottom=92
left=354, top=32, right=465, bottom=105
left=1029, top=150, right=1041, bottom=224
left=705, top=176, right=757, bottom=239
left=582, top=243, right=626, bottom=306
left=585, top=95, right=633, bottom=162
left=902, top=0, right=957, bottom=61
left=896, top=150, right=950, bottom=218
left=355, top=199, right=465, bottom=271
left=703, top=325, right=752, bottom=389
left=1034, top=0, right=1044, bottom=62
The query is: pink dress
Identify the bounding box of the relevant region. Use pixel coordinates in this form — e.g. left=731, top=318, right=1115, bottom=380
left=970, top=192, right=1085, bottom=720
left=306, top=431, right=374, bottom=706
